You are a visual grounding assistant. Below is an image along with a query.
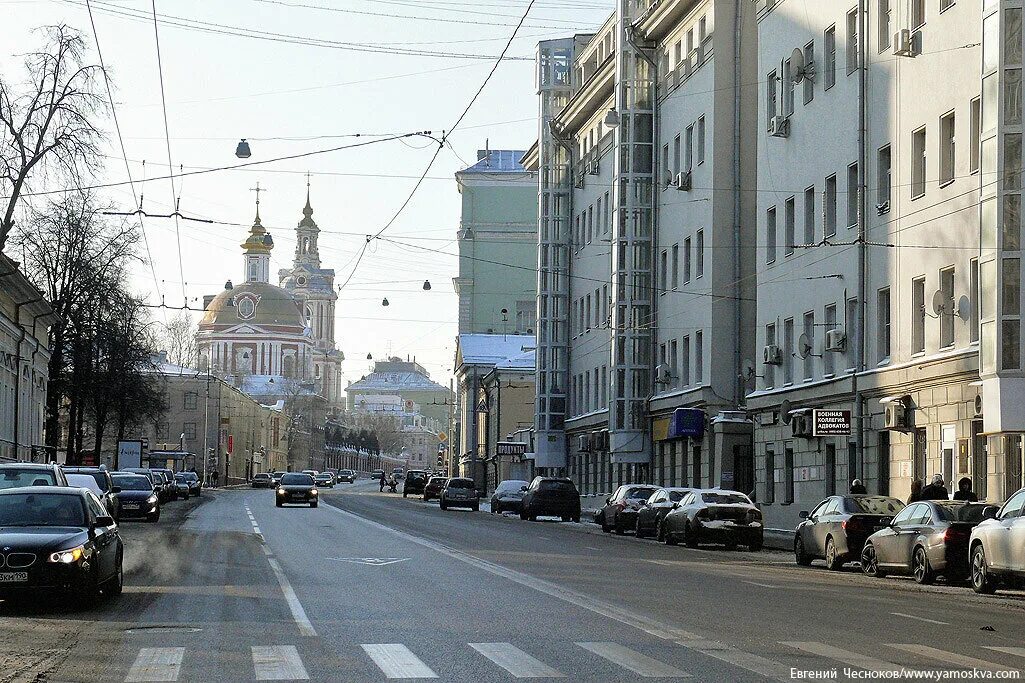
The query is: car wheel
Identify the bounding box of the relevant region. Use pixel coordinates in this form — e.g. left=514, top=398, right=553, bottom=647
left=402, top=491, right=407, bottom=498
left=912, top=546, right=935, bottom=585
left=147, top=511, right=160, bottom=523
left=440, top=502, right=448, bottom=511
left=824, top=537, right=843, bottom=571
left=635, top=520, right=648, bottom=539
left=794, top=536, right=812, bottom=566
left=561, top=515, right=571, bottom=522
left=276, top=501, right=283, bottom=507
left=656, top=521, right=666, bottom=543
left=614, top=515, right=626, bottom=535
left=520, top=509, right=528, bottom=520
left=104, top=551, right=124, bottom=599
left=572, top=515, right=580, bottom=523
left=684, top=523, right=699, bottom=548
left=860, top=542, right=885, bottom=578
left=971, top=544, right=997, bottom=594
left=748, top=539, right=763, bottom=552
left=664, top=526, right=678, bottom=546
left=724, top=540, right=738, bottom=551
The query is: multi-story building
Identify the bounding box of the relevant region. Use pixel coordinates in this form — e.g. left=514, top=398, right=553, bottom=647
left=345, top=357, right=451, bottom=432
left=749, top=0, right=987, bottom=532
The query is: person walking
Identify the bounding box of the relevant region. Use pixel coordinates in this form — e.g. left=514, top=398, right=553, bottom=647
left=952, top=476, right=979, bottom=502
left=379, top=473, right=386, bottom=493
left=919, top=474, right=950, bottom=501
left=908, top=478, right=923, bottom=504
left=849, top=479, right=867, bottom=494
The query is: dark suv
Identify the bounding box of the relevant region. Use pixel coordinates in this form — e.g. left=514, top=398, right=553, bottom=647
left=0, top=462, right=69, bottom=490
left=520, top=477, right=581, bottom=522
left=440, top=478, right=479, bottom=511
left=402, top=470, right=429, bottom=498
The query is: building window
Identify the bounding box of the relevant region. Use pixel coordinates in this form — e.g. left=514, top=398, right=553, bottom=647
left=764, top=447, right=775, bottom=504
left=970, top=97, right=981, bottom=174
left=824, top=25, right=837, bottom=90
left=940, top=266, right=955, bottom=347
left=669, top=339, right=678, bottom=388
left=846, top=8, right=858, bottom=75
left=587, top=205, right=593, bottom=243
left=1003, top=320, right=1021, bottom=369
left=684, top=237, right=692, bottom=283
left=912, top=0, right=925, bottom=30
left=825, top=174, right=837, bottom=237
left=784, top=196, right=796, bottom=257
left=783, top=317, right=794, bottom=385
left=1003, top=258, right=1021, bottom=316
left=824, top=303, right=837, bottom=375
left=940, top=110, right=956, bottom=186
left=912, top=126, right=927, bottom=199
left=803, top=42, right=815, bottom=104
left=878, top=145, right=892, bottom=211
left=804, top=186, right=816, bottom=244
left=604, top=191, right=611, bottom=234
left=878, top=287, right=891, bottom=361
left=767, top=70, right=778, bottom=129
left=912, top=276, right=926, bottom=354
left=847, top=162, right=859, bottom=229
left=681, top=335, right=691, bottom=386
left=971, top=259, right=980, bottom=343
left=783, top=58, right=795, bottom=116
left=764, top=323, right=776, bottom=388
left=878, top=0, right=891, bottom=52
left=784, top=446, right=795, bottom=504
left=671, top=244, right=679, bottom=290
left=695, top=330, right=703, bottom=383
left=183, top=392, right=198, bottom=410
left=696, top=229, right=704, bottom=278
left=156, top=422, right=169, bottom=439
left=659, top=250, right=668, bottom=294
left=183, top=422, right=197, bottom=440
left=940, top=0, right=954, bottom=11
left=662, top=144, right=669, bottom=181
left=766, top=206, right=777, bottom=264
left=803, top=311, right=815, bottom=380
left=685, top=124, right=694, bottom=170
left=696, top=116, right=706, bottom=164
left=673, top=134, right=681, bottom=173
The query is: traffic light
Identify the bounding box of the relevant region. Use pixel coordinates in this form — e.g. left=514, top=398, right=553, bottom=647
left=436, top=453, right=444, bottom=468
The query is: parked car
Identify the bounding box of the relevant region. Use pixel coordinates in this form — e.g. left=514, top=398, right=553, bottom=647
left=172, top=474, right=192, bottom=499
left=152, top=469, right=179, bottom=501
left=440, top=478, right=479, bottom=511
left=252, top=472, right=274, bottom=489
left=63, top=467, right=121, bottom=521
left=0, top=486, right=123, bottom=602
left=371, top=469, right=385, bottom=481
left=402, top=470, right=429, bottom=498
left=663, top=489, right=763, bottom=550
left=65, top=473, right=121, bottom=522
left=491, top=479, right=530, bottom=514
left=271, top=471, right=286, bottom=487
left=110, top=472, right=160, bottom=522
left=391, top=467, right=405, bottom=481
left=423, top=476, right=447, bottom=502
left=0, top=462, right=69, bottom=490
left=519, top=477, right=581, bottom=522
left=178, top=471, right=201, bottom=496
left=124, top=468, right=171, bottom=503
left=635, top=487, right=695, bottom=540
left=336, top=469, right=356, bottom=484
left=860, top=500, right=998, bottom=584
left=968, top=487, right=1025, bottom=594
left=314, top=472, right=335, bottom=488
left=276, top=473, right=319, bottom=508
left=794, top=495, right=906, bottom=570
left=595, top=484, right=660, bottom=534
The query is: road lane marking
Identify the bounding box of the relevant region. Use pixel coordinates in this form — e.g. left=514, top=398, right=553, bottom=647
left=469, top=643, right=564, bottom=678
left=252, top=646, right=309, bottom=680
left=679, top=642, right=792, bottom=682
left=575, top=642, right=689, bottom=678
left=887, top=644, right=1017, bottom=672
left=124, top=648, right=185, bottom=682
left=326, top=557, right=410, bottom=566
left=742, top=581, right=779, bottom=589
left=985, top=647, right=1025, bottom=660
left=781, top=642, right=902, bottom=673
left=266, top=556, right=316, bottom=637
left=361, top=644, right=438, bottom=679
left=890, top=612, right=949, bottom=625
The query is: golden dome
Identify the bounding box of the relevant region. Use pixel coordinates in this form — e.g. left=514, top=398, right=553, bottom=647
left=199, top=281, right=306, bottom=330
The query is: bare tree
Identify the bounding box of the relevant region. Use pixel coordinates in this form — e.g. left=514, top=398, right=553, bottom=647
left=0, top=25, right=105, bottom=250
left=160, top=313, right=197, bottom=369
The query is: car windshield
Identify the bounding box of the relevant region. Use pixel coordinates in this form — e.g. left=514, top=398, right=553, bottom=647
left=175, top=474, right=188, bottom=482
left=448, top=478, right=474, bottom=489
left=281, top=474, right=314, bottom=486
left=255, top=473, right=270, bottom=479
left=497, top=480, right=528, bottom=492
left=0, top=468, right=57, bottom=489
left=67, top=470, right=109, bottom=492
left=0, top=493, right=86, bottom=526
left=112, top=475, right=152, bottom=492
left=701, top=492, right=751, bottom=505
left=428, top=478, right=446, bottom=486
left=539, top=480, right=575, bottom=492
left=627, top=487, right=658, bottom=500
left=933, top=503, right=994, bottom=523
left=66, top=473, right=103, bottom=494
left=181, top=472, right=198, bottom=482
left=845, top=497, right=905, bottom=515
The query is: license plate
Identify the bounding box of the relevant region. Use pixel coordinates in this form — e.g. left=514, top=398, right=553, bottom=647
left=124, top=504, right=140, bottom=510
left=290, top=494, right=305, bottom=499
left=0, top=572, right=28, bottom=583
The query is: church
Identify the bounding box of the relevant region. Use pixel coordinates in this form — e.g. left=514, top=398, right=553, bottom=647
left=197, top=186, right=343, bottom=407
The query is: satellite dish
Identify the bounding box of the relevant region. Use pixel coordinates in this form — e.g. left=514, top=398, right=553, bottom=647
left=957, top=295, right=972, bottom=322
left=790, top=47, right=816, bottom=84
left=797, top=332, right=813, bottom=359
left=781, top=399, right=793, bottom=424
left=931, top=289, right=949, bottom=316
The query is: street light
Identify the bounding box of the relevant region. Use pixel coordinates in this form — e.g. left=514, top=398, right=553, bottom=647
left=235, top=139, right=252, bottom=158
left=381, top=297, right=390, bottom=307
left=422, top=280, right=432, bottom=291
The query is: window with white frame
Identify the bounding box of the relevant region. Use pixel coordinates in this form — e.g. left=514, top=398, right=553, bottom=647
left=846, top=8, right=858, bottom=75
left=660, top=249, right=668, bottom=293
left=970, top=97, right=981, bottom=174
left=878, top=287, right=891, bottom=361
left=767, top=70, right=777, bottom=129
left=803, top=311, right=815, bottom=380
left=766, top=206, right=777, bottom=263
left=824, top=26, right=837, bottom=89
left=685, top=124, right=694, bottom=170
left=784, top=196, right=796, bottom=256
left=912, top=126, right=927, bottom=199
left=671, top=244, right=679, bottom=289
left=878, top=144, right=891, bottom=211
left=684, top=236, right=692, bottom=283
left=825, top=174, right=837, bottom=237
left=804, top=186, right=816, bottom=244
left=696, top=229, right=704, bottom=277
left=783, top=318, right=794, bottom=384
left=824, top=303, right=837, bottom=375
left=695, top=330, right=704, bottom=383
left=697, top=116, right=706, bottom=164
left=940, top=110, right=956, bottom=186
left=912, top=277, right=926, bottom=354
left=940, top=266, right=955, bottom=347
left=878, top=0, right=891, bottom=52
left=847, top=162, right=859, bottom=228
left=803, top=42, right=815, bottom=104
left=912, top=0, right=925, bottom=29
left=764, top=323, right=776, bottom=388
left=681, top=335, right=691, bottom=385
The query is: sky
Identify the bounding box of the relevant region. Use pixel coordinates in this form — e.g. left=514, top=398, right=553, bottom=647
left=2, top=0, right=612, bottom=387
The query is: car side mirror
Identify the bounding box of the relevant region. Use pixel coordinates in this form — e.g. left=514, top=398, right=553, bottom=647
left=95, top=515, right=114, bottom=527
left=520, top=486, right=528, bottom=492
left=111, top=487, right=121, bottom=494
left=982, top=507, right=998, bottom=520
left=605, top=497, right=611, bottom=505
left=798, top=510, right=809, bottom=519
left=671, top=502, right=680, bottom=510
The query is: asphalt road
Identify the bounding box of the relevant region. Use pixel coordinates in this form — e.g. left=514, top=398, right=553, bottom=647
left=1, top=480, right=1023, bottom=682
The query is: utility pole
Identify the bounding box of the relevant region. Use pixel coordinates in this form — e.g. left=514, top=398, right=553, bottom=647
left=202, top=369, right=211, bottom=486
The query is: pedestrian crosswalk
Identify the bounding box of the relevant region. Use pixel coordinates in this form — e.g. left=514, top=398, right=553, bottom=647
left=119, top=639, right=1025, bottom=681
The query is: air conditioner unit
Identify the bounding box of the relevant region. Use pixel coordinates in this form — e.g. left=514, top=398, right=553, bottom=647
left=674, top=171, right=692, bottom=191
left=884, top=402, right=909, bottom=430
left=588, top=159, right=600, bottom=175
left=893, top=29, right=915, bottom=57
left=791, top=414, right=813, bottom=438
left=825, top=328, right=846, bottom=352
left=769, top=115, right=790, bottom=138
left=763, top=344, right=783, bottom=365
left=655, top=363, right=672, bottom=385
left=577, top=433, right=592, bottom=452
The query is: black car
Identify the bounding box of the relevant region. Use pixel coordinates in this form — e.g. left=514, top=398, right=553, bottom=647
left=794, top=495, right=906, bottom=570
left=172, top=474, right=191, bottom=500
left=402, top=470, right=429, bottom=498
left=110, top=473, right=161, bottom=522
left=0, top=463, right=70, bottom=490
left=440, top=478, right=479, bottom=511
left=251, top=473, right=275, bottom=489
left=336, top=470, right=356, bottom=484
left=0, top=487, right=123, bottom=602
left=491, top=479, right=530, bottom=514
left=152, top=469, right=178, bottom=501
left=64, top=472, right=121, bottom=523
left=635, top=487, right=695, bottom=540
left=123, top=468, right=171, bottom=503
left=423, top=476, right=447, bottom=502
left=519, top=477, right=581, bottom=522
left=314, top=472, right=335, bottom=488
left=595, top=484, right=659, bottom=534
left=178, top=471, right=201, bottom=496
left=662, top=490, right=763, bottom=550
left=275, top=473, right=319, bottom=508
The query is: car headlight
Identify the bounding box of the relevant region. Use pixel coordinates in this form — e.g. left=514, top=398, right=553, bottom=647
left=311, top=489, right=319, bottom=496
left=276, top=489, right=285, bottom=495
left=48, top=545, right=86, bottom=564
left=147, top=495, right=158, bottom=504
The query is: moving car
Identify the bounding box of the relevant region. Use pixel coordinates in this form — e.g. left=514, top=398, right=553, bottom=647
left=251, top=473, right=274, bottom=489
left=65, top=473, right=121, bottom=522
left=860, top=500, right=997, bottom=584
left=63, top=467, right=121, bottom=521
left=490, top=479, right=530, bottom=514
left=635, top=487, right=695, bottom=540
left=794, top=495, right=905, bottom=570
left=391, top=467, right=405, bottom=481
left=271, top=472, right=286, bottom=487
left=402, top=470, right=428, bottom=498
left=439, top=478, right=479, bottom=511
left=663, top=490, right=763, bottom=550
left=968, top=487, right=1025, bottom=594
left=172, top=474, right=192, bottom=499
left=336, top=469, right=356, bottom=484
left=0, top=486, right=123, bottom=602
left=0, top=462, right=70, bottom=489
left=152, top=469, right=179, bottom=501
left=276, top=473, right=319, bottom=508
left=110, top=473, right=160, bottom=522
left=124, top=468, right=171, bottom=503
left=178, top=471, right=201, bottom=496
left=595, top=484, right=659, bottom=534
left=301, top=469, right=319, bottom=478
left=423, top=476, right=447, bottom=502
left=371, top=469, right=385, bottom=481
left=519, top=477, right=581, bottom=522
left=314, top=472, right=335, bottom=488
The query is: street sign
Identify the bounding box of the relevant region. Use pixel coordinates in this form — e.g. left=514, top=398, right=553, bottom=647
left=438, top=431, right=447, bottom=442
left=496, top=442, right=528, bottom=456
left=811, top=409, right=851, bottom=437
left=227, top=435, right=234, bottom=454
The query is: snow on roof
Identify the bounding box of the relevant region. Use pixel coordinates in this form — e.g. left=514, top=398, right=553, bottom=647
left=346, top=370, right=448, bottom=394
left=458, top=333, right=536, bottom=367
left=457, top=150, right=528, bottom=174
left=495, top=347, right=536, bottom=371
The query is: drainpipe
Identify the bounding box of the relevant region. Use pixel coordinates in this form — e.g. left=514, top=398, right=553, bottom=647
left=733, top=0, right=744, bottom=408
left=855, top=0, right=868, bottom=482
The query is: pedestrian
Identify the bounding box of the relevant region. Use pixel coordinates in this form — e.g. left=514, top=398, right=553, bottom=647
left=908, top=478, right=923, bottom=504
left=379, top=474, right=386, bottom=493
left=849, top=479, right=867, bottom=494
left=952, top=476, right=978, bottom=502
left=919, top=473, right=950, bottom=501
